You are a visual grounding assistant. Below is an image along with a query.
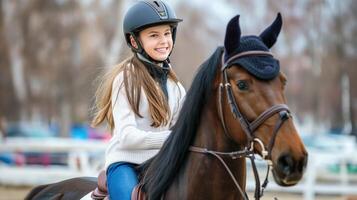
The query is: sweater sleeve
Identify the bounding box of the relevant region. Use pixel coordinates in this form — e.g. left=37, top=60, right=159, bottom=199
left=170, top=82, right=186, bottom=128
left=111, top=73, right=170, bottom=150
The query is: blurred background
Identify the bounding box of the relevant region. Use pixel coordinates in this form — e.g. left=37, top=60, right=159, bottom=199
left=0, top=0, right=356, bottom=200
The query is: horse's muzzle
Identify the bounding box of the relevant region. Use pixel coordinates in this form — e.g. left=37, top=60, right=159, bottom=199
left=274, top=152, right=308, bottom=186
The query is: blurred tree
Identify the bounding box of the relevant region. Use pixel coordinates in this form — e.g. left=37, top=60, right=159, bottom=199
left=324, top=0, right=357, bottom=134
left=0, top=2, right=20, bottom=121
left=0, top=0, right=121, bottom=136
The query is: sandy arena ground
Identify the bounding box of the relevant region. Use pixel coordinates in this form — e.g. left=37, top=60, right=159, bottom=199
left=0, top=185, right=353, bottom=200
left=0, top=186, right=33, bottom=200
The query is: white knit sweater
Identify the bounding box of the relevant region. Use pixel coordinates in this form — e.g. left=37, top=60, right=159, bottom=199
left=105, top=71, right=186, bottom=168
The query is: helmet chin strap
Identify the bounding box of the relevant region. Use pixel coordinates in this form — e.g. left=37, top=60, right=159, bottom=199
left=136, top=53, right=165, bottom=67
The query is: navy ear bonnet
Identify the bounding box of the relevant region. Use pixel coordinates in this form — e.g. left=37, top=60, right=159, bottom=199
left=223, top=13, right=282, bottom=80
left=225, top=36, right=280, bottom=80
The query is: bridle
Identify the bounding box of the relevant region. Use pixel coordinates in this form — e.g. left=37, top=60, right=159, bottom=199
left=189, top=50, right=291, bottom=200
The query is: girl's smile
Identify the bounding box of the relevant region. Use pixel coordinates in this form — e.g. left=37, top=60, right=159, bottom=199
left=155, top=47, right=169, bottom=54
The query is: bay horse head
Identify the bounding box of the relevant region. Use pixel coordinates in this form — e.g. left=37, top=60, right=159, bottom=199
left=220, top=13, right=308, bottom=187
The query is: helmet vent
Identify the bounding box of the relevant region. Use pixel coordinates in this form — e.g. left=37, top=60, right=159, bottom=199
left=153, top=1, right=160, bottom=7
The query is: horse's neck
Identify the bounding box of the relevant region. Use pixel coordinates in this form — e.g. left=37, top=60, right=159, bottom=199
left=177, top=102, right=247, bottom=199
left=180, top=152, right=246, bottom=199
left=193, top=99, right=239, bottom=151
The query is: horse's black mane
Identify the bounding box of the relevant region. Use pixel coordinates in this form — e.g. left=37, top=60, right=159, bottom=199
left=139, top=47, right=224, bottom=199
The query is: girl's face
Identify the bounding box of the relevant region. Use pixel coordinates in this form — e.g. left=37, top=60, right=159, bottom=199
left=136, top=25, right=173, bottom=61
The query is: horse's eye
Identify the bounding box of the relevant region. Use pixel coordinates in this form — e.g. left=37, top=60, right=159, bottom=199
left=237, top=80, right=249, bottom=91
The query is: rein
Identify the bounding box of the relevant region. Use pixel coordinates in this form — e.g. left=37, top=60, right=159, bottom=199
left=189, top=51, right=291, bottom=200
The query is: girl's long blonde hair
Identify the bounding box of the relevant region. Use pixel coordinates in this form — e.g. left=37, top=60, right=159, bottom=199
left=91, top=54, right=179, bottom=131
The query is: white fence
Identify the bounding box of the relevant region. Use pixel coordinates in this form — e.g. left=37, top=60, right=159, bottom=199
left=246, top=134, right=357, bottom=200
left=1, top=135, right=357, bottom=200
left=0, top=137, right=107, bottom=186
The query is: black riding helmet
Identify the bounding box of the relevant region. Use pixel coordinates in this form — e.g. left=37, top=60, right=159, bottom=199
left=123, top=0, right=182, bottom=62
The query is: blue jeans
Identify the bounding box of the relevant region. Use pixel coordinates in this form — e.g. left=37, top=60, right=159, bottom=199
left=107, top=162, right=139, bottom=200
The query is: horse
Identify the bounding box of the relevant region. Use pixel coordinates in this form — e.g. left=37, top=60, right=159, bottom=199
left=25, top=13, right=308, bottom=200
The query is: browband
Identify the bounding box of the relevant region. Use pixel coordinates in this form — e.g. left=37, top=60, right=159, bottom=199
left=221, top=51, right=274, bottom=71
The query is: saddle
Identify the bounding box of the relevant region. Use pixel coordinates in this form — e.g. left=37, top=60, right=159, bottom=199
left=91, top=170, right=146, bottom=200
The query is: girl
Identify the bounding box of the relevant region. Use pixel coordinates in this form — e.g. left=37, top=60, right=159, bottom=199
left=91, top=1, right=185, bottom=200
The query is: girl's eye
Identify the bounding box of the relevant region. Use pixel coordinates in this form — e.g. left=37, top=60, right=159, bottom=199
left=165, top=32, right=172, bottom=36
left=237, top=80, right=249, bottom=91
left=150, top=34, right=158, bottom=38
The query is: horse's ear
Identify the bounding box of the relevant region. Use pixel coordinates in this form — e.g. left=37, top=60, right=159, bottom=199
left=259, top=13, right=282, bottom=48
left=224, top=15, right=241, bottom=56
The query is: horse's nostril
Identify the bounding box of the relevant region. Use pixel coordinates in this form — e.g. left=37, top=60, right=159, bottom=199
left=277, top=154, right=294, bottom=176
left=297, top=155, right=308, bottom=173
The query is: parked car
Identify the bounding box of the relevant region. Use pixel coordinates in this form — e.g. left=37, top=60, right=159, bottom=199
left=6, top=122, right=56, bottom=138
left=0, top=122, right=65, bottom=166
left=70, top=123, right=111, bottom=141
